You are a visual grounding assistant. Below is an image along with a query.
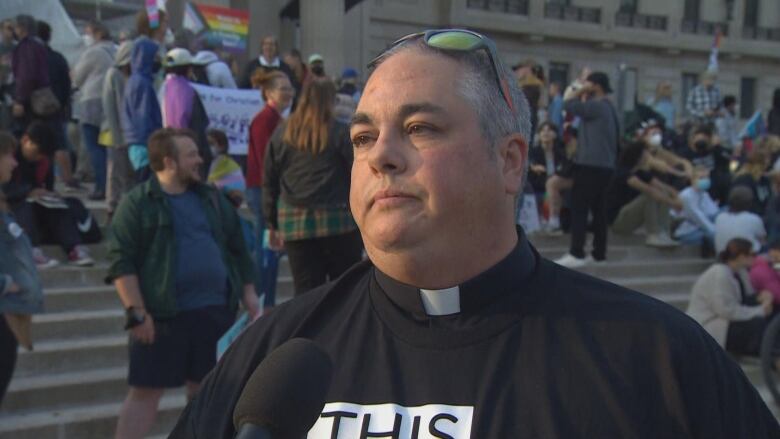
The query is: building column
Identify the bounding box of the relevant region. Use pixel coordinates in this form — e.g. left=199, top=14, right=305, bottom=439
left=300, top=0, right=345, bottom=78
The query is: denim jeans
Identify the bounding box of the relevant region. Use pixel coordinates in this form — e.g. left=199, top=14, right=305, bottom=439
left=676, top=228, right=714, bottom=245
left=246, top=187, right=280, bottom=307
left=80, top=123, right=106, bottom=193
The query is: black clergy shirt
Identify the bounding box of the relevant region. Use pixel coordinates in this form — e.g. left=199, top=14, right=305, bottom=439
left=169, top=230, right=780, bottom=438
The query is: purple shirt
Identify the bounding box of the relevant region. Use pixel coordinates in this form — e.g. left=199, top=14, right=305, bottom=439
left=163, top=74, right=195, bottom=129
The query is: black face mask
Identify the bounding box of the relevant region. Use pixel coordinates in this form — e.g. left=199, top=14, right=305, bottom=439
left=694, top=140, right=709, bottom=153
left=152, top=61, right=162, bottom=74
left=311, top=65, right=324, bottom=76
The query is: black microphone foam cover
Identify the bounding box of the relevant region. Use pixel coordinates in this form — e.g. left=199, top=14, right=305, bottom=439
left=233, top=338, right=333, bottom=438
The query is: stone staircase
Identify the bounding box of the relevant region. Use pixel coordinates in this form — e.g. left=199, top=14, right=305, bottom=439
left=0, top=201, right=776, bottom=438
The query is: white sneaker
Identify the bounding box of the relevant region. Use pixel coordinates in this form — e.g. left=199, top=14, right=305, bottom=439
left=32, top=247, right=60, bottom=269
left=646, top=233, right=679, bottom=248
left=554, top=253, right=589, bottom=268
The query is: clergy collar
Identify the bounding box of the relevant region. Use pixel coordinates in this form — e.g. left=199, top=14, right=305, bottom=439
left=259, top=55, right=280, bottom=67
left=373, top=228, right=536, bottom=318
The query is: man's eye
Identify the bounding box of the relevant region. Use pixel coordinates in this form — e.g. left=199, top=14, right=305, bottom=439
left=352, top=135, right=374, bottom=148
left=408, top=124, right=434, bottom=135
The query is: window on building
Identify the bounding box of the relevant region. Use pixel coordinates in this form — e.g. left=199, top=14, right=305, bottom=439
left=682, top=72, right=699, bottom=114
left=740, top=77, right=757, bottom=119
left=548, top=62, right=570, bottom=89
left=548, top=0, right=571, bottom=4
left=683, top=0, right=700, bottom=20
left=619, top=0, right=638, bottom=14
left=744, top=0, right=759, bottom=28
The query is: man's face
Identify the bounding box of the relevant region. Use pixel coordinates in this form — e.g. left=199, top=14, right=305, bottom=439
left=0, top=151, right=17, bottom=184
left=350, top=50, right=516, bottom=257
left=769, top=249, right=780, bottom=265
left=2, top=22, right=14, bottom=42
left=13, top=23, right=26, bottom=39
left=262, top=38, right=277, bottom=59
left=172, top=137, right=203, bottom=185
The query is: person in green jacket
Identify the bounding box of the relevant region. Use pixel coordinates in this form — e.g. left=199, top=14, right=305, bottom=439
left=107, top=127, right=258, bottom=439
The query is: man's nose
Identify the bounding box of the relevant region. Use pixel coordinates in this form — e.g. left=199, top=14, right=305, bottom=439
left=367, top=130, right=407, bottom=177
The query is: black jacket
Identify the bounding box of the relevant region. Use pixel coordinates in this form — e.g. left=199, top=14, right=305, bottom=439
left=45, top=46, right=71, bottom=121
left=262, top=121, right=353, bottom=229
left=238, top=58, right=294, bottom=89
left=527, top=142, right=569, bottom=193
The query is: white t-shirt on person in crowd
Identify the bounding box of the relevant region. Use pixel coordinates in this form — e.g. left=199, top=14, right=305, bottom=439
left=714, top=210, right=766, bottom=253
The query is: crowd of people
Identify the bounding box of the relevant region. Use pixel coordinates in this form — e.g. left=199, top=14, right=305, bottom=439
left=0, top=11, right=365, bottom=437
left=0, top=9, right=780, bottom=437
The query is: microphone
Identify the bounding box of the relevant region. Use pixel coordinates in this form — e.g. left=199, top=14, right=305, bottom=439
left=233, top=338, right=333, bottom=439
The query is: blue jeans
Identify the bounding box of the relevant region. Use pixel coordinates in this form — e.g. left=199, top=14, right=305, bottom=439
left=676, top=228, right=714, bottom=245
left=80, top=123, right=106, bottom=193
left=246, top=187, right=280, bottom=307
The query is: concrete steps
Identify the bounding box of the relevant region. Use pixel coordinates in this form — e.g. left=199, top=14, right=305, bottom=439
left=2, top=193, right=774, bottom=437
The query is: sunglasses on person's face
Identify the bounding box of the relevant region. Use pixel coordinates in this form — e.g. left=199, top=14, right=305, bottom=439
left=369, top=29, right=514, bottom=113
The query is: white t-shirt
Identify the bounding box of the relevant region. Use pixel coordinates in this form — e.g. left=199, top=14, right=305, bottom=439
left=714, top=211, right=766, bottom=253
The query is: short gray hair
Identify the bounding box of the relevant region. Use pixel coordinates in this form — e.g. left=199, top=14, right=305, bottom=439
left=368, top=36, right=532, bottom=154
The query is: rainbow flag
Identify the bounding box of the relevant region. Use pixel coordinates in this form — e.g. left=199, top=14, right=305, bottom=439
left=208, top=155, right=246, bottom=193
left=183, top=2, right=249, bottom=54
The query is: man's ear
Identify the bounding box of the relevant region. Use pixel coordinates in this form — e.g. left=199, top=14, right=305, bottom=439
left=162, top=155, right=177, bottom=171
left=498, top=134, right=527, bottom=196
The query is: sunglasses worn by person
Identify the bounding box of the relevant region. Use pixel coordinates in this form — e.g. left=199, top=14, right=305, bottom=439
left=369, top=29, right=515, bottom=113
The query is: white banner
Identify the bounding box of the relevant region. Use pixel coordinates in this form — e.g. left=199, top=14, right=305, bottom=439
left=192, top=84, right=264, bottom=155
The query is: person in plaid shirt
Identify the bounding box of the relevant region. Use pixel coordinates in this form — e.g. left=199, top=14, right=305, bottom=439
left=686, top=70, right=721, bottom=125
left=263, top=78, right=362, bottom=295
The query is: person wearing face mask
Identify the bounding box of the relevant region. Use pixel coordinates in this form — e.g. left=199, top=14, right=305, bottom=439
left=72, top=20, right=116, bottom=200
left=606, top=141, right=681, bottom=248
left=688, top=238, right=775, bottom=357
left=750, top=239, right=780, bottom=305
left=638, top=120, right=693, bottom=185
left=206, top=128, right=244, bottom=193
left=246, top=70, right=295, bottom=310
left=308, top=53, right=326, bottom=78
left=674, top=166, right=720, bottom=256
left=680, top=124, right=732, bottom=204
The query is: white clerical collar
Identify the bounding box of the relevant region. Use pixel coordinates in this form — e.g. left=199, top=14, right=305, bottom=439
left=419, top=287, right=461, bottom=316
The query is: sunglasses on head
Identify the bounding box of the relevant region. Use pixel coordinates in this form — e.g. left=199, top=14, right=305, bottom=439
left=369, top=29, right=514, bottom=113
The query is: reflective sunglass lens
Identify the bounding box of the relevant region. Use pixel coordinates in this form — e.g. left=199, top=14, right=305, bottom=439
left=427, top=32, right=482, bottom=50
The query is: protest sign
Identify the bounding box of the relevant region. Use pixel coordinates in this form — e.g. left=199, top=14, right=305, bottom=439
left=192, top=83, right=264, bottom=155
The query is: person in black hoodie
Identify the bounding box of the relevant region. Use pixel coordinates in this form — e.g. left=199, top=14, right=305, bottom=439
left=527, top=121, right=567, bottom=209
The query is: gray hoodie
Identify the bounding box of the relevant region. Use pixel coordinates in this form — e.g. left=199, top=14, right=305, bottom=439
left=101, top=41, right=133, bottom=148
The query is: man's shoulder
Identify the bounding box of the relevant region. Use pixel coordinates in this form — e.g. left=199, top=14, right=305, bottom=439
left=538, top=258, right=705, bottom=336
left=241, top=260, right=373, bottom=338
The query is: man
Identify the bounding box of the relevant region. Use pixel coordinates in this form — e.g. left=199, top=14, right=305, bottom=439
left=107, top=128, right=259, bottom=439
left=555, top=71, right=618, bottom=268
left=716, top=95, right=740, bottom=151
left=170, top=30, right=779, bottom=438
left=192, top=47, right=237, bottom=89
left=36, top=21, right=79, bottom=192
left=239, top=35, right=294, bottom=89
left=513, top=59, right=542, bottom=135
left=10, top=15, right=49, bottom=134
left=686, top=70, right=721, bottom=126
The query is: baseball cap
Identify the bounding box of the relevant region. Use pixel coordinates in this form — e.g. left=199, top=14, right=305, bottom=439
left=341, top=68, right=358, bottom=79
left=308, top=53, right=324, bottom=64
left=586, top=71, right=613, bottom=94
left=165, top=48, right=193, bottom=67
